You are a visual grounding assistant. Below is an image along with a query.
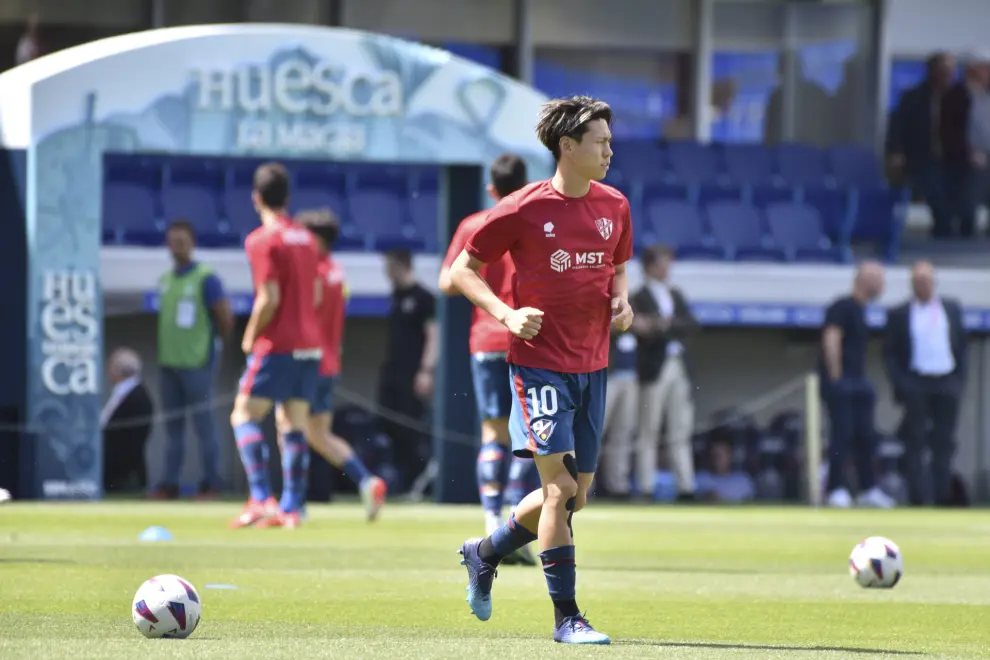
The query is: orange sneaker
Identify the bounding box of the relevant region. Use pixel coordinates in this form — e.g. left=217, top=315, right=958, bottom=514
left=256, top=511, right=301, bottom=529
left=229, top=497, right=276, bottom=529
left=361, top=476, right=388, bottom=522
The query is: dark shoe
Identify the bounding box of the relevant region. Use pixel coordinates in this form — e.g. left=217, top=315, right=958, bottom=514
left=149, top=485, right=179, bottom=500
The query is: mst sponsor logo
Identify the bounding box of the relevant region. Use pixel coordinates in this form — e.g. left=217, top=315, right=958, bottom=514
left=549, top=250, right=606, bottom=273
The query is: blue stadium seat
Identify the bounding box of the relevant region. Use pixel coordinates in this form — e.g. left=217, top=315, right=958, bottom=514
left=774, top=143, right=829, bottom=186
left=851, top=186, right=910, bottom=262
left=705, top=201, right=784, bottom=262
left=348, top=177, right=422, bottom=251
left=647, top=200, right=722, bottom=260
left=666, top=141, right=720, bottom=183
left=161, top=184, right=230, bottom=246
left=698, top=182, right=743, bottom=207
left=750, top=183, right=796, bottom=209
left=802, top=185, right=853, bottom=242
left=827, top=145, right=886, bottom=187
left=722, top=144, right=775, bottom=186
left=642, top=180, right=690, bottom=206
left=764, top=203, right=845, bottom=263
left=222, top=184, right=257, bottom=238
left=610, top=140, right=666, bottom=182
left=103, top=182, right=162, bottom=245
left=408, top=191, right=440, bottom=250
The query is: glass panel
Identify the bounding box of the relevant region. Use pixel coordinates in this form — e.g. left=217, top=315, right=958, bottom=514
left=534, top=49, right=685, bottom=140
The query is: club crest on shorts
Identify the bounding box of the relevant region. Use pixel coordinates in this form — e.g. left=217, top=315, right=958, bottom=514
left=531, top=418, right=556, bottom=441
left=595, top=218, right=613, bottom=240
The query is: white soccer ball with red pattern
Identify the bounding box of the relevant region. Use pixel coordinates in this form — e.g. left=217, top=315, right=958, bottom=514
left=849, top=537, right=904, bottom=588
left=132, top=574, right=202, bottom=638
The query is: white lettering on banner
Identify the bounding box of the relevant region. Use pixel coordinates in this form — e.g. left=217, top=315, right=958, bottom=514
left=43, top=480, right=99, bottom=498
left=40, top=270, right=99, bottom=396
left=194, top=59, right=404, bottom=157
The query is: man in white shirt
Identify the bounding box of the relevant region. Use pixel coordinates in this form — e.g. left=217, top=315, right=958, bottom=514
left=883, top=261, right=967, bottom=506
left=630, top=246, right=698, bottom=501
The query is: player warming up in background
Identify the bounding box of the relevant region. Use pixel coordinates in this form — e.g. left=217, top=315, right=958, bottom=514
left=449, top=96, right=634, bottom=644
left=274, top=208, right=388, bottom=523
left=439, top=153, right=542, bottom=567
left=230, top=162, right=323, bottom=530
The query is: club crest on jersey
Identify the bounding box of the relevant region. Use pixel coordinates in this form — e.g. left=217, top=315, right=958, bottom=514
left=596, top=218, right=613, bottom=240
left=531, top=418, right=556, bottom=441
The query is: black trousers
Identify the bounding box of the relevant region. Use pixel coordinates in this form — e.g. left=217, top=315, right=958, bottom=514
left=378, top=372, right=429, bottom=491
left=898, top=375, right=961, bottom=505
left=823, top=379, right=876, bottom=494
left=103, top=429, right=148, bottom=493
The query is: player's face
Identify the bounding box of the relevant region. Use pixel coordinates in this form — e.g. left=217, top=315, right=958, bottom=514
left=166, top=229, right=193, bottom=263
left=564, top=118, right=612, bottom=181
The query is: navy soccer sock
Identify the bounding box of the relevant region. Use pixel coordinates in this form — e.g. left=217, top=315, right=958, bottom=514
left=476, top=442, right=510, bottom=519
left=506, top=456, right=540, bottom=507
left=540, top=545, right=580, bottom=626
left=279, top=430, right=310, bottom=514
left=342, top=456, right=373, bottom=488
left=234, top=422, right=271, bottom=502
left=478, top=513, right=538, bottom=567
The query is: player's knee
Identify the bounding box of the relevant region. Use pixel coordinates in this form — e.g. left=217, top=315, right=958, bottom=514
left=546, top=473, right=578, bottom=511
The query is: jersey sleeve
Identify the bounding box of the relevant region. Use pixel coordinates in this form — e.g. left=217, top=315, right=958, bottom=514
left=441, top=220, right=472, bottom=270
left=202, top=273, right=226, bottom=306
left=615, top=198, right=634, bottom=265
left=466, top=199, right=519, bottom=264
left=246, top=235, right=276, bottom=288
left=823, top=299, right=849, bottom=328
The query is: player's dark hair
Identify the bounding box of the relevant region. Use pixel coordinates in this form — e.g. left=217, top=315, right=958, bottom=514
left=641, top=244, right=674, bottom=268
left=489, top=153, right=528, bottom=198
left=385, top=248, right=412, bottom=270
left=296, top=208, right=340, bottom=247
left=253, top=162, right=291, bottom=209
left=166, top=219, right=196, bottom=241
left=535, top=96, right=614, bottom=161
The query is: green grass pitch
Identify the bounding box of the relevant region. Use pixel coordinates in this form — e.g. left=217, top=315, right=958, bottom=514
left=1, top=502, right=988, bottom=659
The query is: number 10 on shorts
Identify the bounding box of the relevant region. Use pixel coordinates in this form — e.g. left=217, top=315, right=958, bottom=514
left=527, top=385, right=559, bottom=418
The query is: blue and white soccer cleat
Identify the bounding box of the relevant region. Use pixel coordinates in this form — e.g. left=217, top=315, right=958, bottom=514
left=458, top=537, right=497, bottom=621
left=554, top=614, right=611, bottom=645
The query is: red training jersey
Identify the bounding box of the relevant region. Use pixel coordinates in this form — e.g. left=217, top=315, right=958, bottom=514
left=317, top=255, right=347, bottom=377
left=442, top=210, right=516, bottom=355
left=244, top=217, right=323, bottom=357
left=466, top=179, right=634, bottom=373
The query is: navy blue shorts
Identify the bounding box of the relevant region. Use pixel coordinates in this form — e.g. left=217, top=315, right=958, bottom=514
left=470, top=353, right=512, bottom=421
left=310, top=375, right=339, bottom=415
left=508, top=364, right=607, bottom=474
left=239, top=353, right=320, bottom=404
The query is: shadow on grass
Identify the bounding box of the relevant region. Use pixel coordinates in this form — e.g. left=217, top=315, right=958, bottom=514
left=615, top=639, right=926, bottom=656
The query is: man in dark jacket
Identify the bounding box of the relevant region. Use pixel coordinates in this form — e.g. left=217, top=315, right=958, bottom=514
left=630, top=245, right=698, bottom=501
left=101, top=348, right=154, bottom=493
left=883, top=261, right=967, bottom=506
left=886, top=52, right=955, bottom=237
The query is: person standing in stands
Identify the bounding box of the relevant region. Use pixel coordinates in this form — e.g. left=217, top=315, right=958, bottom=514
left=379, top=249, right=438, bottom=492
left=819, top=261, right=895, bottom=509
left=599, top=328, right=638, bottom=498
left=631, top=245, right=698, bottom=501
left=153, top=220, right=233, bottom=499
left=885, top=52, right=955, bottom=238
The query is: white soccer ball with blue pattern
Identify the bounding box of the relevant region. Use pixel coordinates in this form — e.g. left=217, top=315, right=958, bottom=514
left=132, top=574, right=202, bottom=638
left=849, top=537, right=903, bottom=588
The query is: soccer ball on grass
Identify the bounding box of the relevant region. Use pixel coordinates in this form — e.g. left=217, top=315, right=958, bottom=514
left=132, top=574, right=202, bottom=638
left=848, top=536, right=903, bottom=588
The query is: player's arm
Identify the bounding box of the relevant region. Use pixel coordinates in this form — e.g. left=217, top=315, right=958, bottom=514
left=610, top=211, right=635, bottom=332
left=203, top=273, right=234, bottom=341
left=448, top=250, right=514, bottom=324
left=822, top=324, right=844, bottom=382
left=242, top=239, right=280, bottom=352
left=438, top=223, right=469, bottom=295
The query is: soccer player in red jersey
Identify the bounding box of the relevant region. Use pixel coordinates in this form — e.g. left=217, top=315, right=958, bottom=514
left=274, top=208, right=388, bottom=522
left=450, top=97, right=634, bottom=645
left=439, top=153, right=541, bottom=566
left=229, top=163, right=323, bottom=530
